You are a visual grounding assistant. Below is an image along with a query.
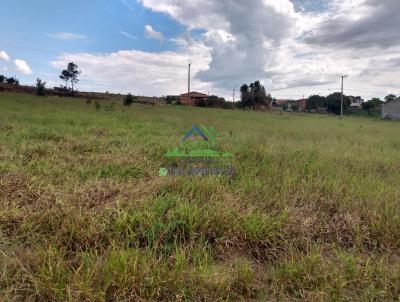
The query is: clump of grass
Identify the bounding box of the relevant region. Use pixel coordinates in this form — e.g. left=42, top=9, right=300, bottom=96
left=94, top=100, right=101, bottom=110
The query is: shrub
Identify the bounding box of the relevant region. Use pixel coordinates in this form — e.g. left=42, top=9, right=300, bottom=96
left=291, top=104, right=299, bottom=112
left=223, top=102, right=237, bottom=110
left=165, top=95, right=179, bottom=105
left=123, top=93, right=135, bottom=106
left=205, top=95, right=225, bottom=108
left=105, top=101, right=116, bottom=111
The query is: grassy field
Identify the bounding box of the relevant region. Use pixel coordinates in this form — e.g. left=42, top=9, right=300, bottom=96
left=1, top=92, right=400, bottom=301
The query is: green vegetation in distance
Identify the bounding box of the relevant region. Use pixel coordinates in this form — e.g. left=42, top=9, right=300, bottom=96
left=0, top=92, right=400, bottom=301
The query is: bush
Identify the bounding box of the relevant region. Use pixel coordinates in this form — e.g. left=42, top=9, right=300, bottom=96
left=174, top=99, right=182, bottom=105
left=291, top=104, right=299, bottom=112
left=223, top=102, right=237, bottom=110
left=105, top=101, right=116, bottom=111
left=205, top=95, right=225, bottom=108
left=165, top=95, right=179, bottom=105
left=123, top=93, right=135, bottom=106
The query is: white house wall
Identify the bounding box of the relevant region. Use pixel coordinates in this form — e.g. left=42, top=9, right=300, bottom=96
left=382, top=100, right=400, bottom=120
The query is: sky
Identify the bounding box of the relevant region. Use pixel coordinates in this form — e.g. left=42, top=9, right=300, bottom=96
left=0, top=0, right=399, bottom=100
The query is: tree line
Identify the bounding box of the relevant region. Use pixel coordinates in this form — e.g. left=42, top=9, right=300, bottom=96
left=305, top=93, right=396, bottom=115
left=0, top=75, right=19, bottom=85
left=0, top=62, right=81, bottom=96
left=1, top=65, right=396, bottom=116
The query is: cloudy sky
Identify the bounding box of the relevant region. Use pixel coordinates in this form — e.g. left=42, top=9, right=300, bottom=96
left=0, top=0, right=399, bottom=100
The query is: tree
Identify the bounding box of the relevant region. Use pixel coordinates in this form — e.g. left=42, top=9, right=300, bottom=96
left=240, top=84, right=250, bottom=108
left=326, top=92, right=350, bottom=115
left=68, top=62, right=81, bottom=92
left=123, top=93, right=136, bottom=106
left=362, top=98, right=383, bottom=111
left=306, top=95, right=326, bottom=111
left=59, top=69, right=70, bottom=89
left=0, top=75, right=5, bottom=83
left=36, top=78, right=46, bottom=96
left=384, top=94, right=397, bottom=102
left=240, top=81, right=271, bottom=109
left=6, top=76, right=19, bottom=85
left=59, top=62, right=81, bottom=92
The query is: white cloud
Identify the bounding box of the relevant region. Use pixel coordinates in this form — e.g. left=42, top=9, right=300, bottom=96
left=14, top=59, right=33, bottom=75
left=139, top=0, right=303, bottom=88
left=47, top=32, right=87, bottom=40
left=144, top=25, right=164, bottom=42
left=119, top=30, right=137, bottom=40
left=136, top=0, right=400, bottom=99
left=0, top=50, right=10, bottom=62
left=50, top=0, right=400, bottom=100
left=50, top=41, right=213, bottom=96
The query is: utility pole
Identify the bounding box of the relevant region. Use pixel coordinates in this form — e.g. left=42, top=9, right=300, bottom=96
left=340, top=75, right=348, bottom=118
left=188, top=62, right=191, bottom=104
left=233, top=89, right=235, bottom=102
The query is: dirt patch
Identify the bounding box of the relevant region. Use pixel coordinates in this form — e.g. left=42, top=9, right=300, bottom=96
left=0, top=172, right=29, bottom=203
left=89, top=127, right=108, bottom=136
left=62, top=138, right=96, bottom=153
left=69, top=181, right=120, bottom=209
left=0, top=172, right=55, bottom=209
left=0, top=123, right=13, bottom=132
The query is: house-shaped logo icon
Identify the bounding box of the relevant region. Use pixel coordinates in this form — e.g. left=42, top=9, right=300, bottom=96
left=164, top=125, right=232, bottom=159
left=182, top=125, right=216, bottom=143
left=159, top=124, right=235, bottom=177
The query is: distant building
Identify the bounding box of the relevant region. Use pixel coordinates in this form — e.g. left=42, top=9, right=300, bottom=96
left=180, top=92, right=208, bottom=106
left=275, top=99, right=293, bottom=107
left=278, top=99, right=307, bottom=112
left=295, top=99, right=307, bottom=111
left=349, top=96, right=364, bottom=108
left=382, top=98, right=400, bottom=120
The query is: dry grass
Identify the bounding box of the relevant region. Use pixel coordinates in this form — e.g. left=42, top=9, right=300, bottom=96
left=0, top=92, right=400, bottom=301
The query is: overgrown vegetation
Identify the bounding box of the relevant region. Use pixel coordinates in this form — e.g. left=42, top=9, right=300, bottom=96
left=239, top=80, right=272, bottom=109
left=0, top=93, right=399, bottom=301
left=0, top=75, right=20, bottom=86
left=123, top=93, right=136, bottom=106
left=36, top=78, right=46, bottom=96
